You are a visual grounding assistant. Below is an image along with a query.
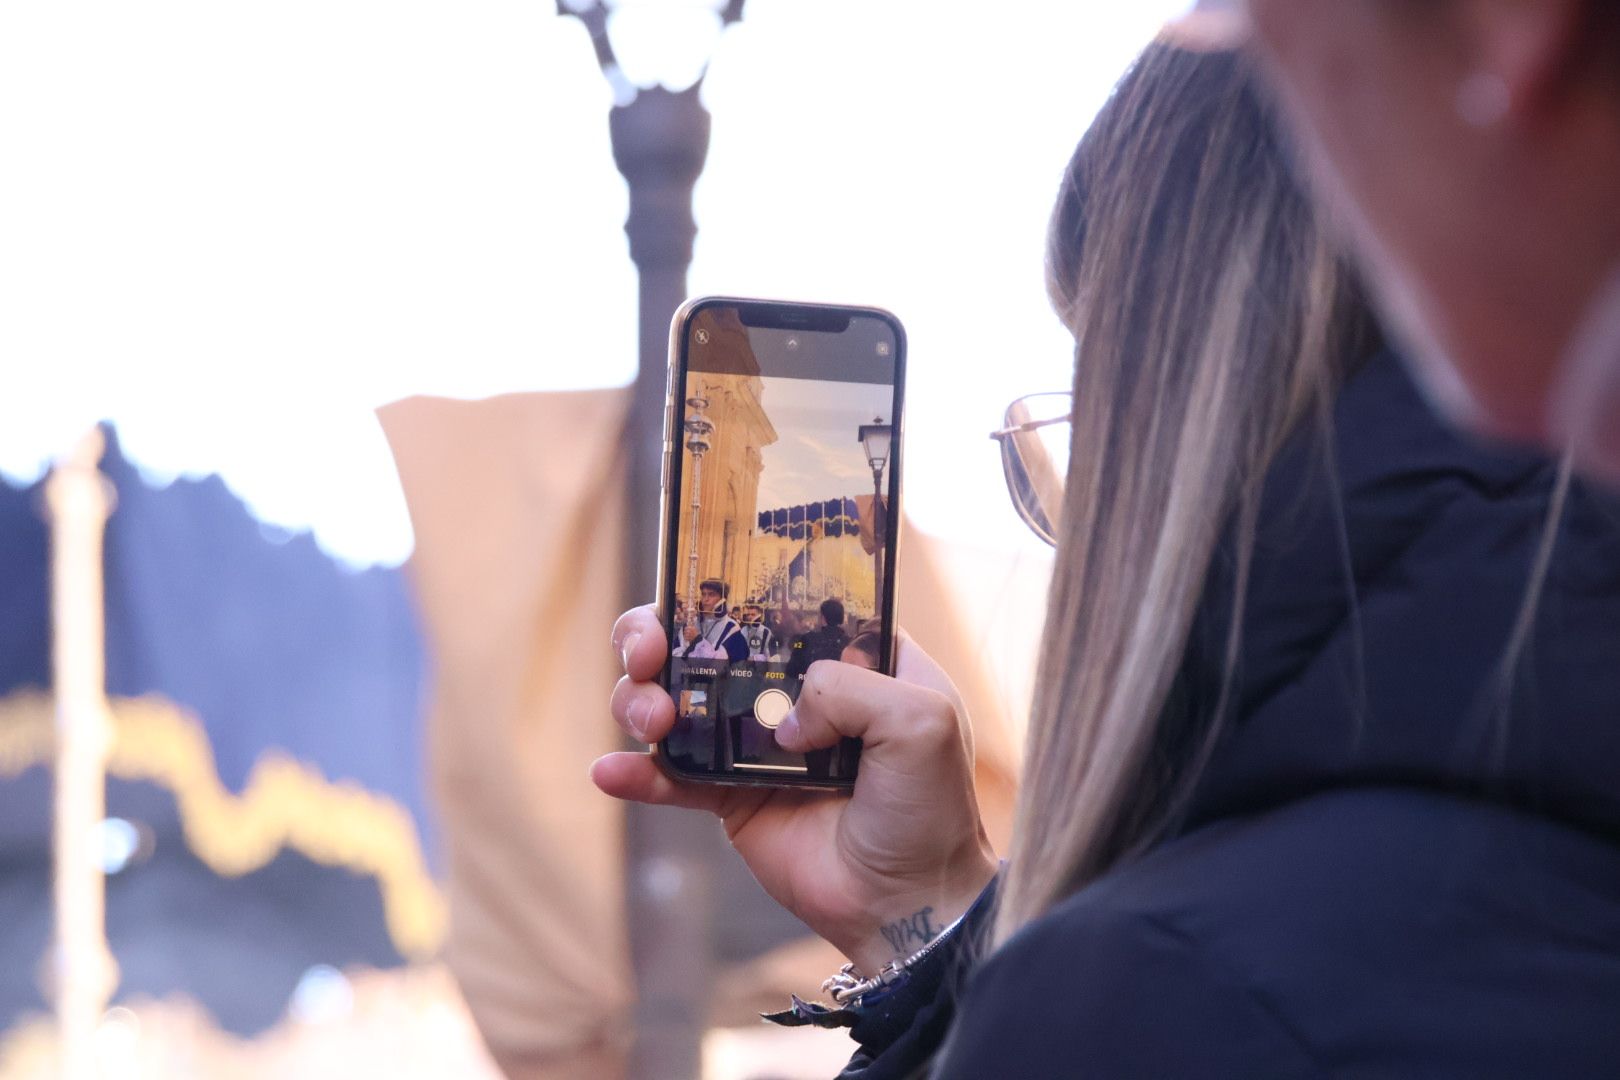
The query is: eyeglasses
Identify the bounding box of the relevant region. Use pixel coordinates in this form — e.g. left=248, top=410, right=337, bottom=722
left=990, top=392, right=1072, bottom=546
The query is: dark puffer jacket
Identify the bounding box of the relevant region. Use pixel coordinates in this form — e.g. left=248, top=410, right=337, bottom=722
left=853, top=350, right=1620, bottom=1078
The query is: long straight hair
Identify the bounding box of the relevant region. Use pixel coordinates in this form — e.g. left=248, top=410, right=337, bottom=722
left=995, top=44, right=1379, bottom=942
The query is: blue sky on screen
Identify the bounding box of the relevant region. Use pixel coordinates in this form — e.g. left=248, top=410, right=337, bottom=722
left=0, top=1, right=1189, bottom=567
left=749, top=375, right=893, bottom=512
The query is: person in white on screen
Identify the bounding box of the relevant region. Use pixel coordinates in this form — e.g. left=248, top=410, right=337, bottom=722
left=738, top=603, right=777, bottom=663
left=672, top=579, right=749, bottom=662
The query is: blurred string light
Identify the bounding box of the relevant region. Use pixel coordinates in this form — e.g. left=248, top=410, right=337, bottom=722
left=289, top=964, right=355, bottom=1024
left=94, top=818, right=147, bottom=875
left=92, top=1006, right=141, bottom=1077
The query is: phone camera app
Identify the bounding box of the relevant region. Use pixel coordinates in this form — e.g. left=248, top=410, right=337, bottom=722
left=666, top=311, right=893, bottom=784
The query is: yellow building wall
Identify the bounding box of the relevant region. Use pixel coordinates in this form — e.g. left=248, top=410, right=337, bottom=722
left=675, top=373, right=776, bottom=610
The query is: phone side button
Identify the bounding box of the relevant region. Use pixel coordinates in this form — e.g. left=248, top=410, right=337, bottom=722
left=660, top=445, right=671, bottom=491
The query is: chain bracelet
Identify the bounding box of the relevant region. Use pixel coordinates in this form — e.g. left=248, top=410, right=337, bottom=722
left=820, top=909, right=969, bottom=1007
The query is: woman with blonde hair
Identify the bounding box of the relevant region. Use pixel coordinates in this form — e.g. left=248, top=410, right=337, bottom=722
left=599, top=39, right=1620, bottom=1077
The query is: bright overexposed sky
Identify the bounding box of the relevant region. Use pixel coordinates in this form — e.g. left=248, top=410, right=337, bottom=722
left=0, top=0, right=1190, bottom=567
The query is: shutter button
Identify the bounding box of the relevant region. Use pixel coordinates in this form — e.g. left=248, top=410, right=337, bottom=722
left=753, top=688, right=793, bottom=730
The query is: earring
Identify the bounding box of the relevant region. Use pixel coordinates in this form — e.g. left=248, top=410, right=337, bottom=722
left=1456, top=72, right=1510, bottom=128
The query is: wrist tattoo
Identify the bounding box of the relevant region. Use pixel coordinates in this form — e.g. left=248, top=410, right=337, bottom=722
left=878, top=906, right=938, bottom=956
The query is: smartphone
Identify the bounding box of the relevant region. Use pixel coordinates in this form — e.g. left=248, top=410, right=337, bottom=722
left=655, top=297, right=906, bottom=789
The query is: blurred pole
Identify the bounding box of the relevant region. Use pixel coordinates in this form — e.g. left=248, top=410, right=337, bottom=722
left=613, top=84, right=719, bottom=1080
left=554, top=5, right=747, bottom=1076
left=44, top=428, right=118, bottom=1080
left=870, top=468, right=883, bottom=611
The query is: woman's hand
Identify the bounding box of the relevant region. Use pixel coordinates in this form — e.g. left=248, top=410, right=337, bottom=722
left=594, top=605, right=998, bottom=976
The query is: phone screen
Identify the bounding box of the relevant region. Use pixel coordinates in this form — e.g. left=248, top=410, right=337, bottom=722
left=661, top=300, right=904, bottom=785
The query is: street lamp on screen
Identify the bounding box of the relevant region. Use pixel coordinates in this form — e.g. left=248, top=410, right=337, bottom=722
left=683, top=396, right=714, bottom=636
left=858, top=420, right=893, bottom=607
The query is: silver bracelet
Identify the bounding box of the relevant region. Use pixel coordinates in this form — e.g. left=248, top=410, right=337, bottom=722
left=820, top=909, right=970, bottom=1007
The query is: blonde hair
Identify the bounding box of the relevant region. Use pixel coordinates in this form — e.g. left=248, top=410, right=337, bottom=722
left=996, top=44, right=1378, bottom=942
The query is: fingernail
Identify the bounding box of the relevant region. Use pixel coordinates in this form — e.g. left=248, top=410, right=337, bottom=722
left=620, top=631, right=641, bottom=671
left=627, top=696, right=653, bottom=741
left=774, top=711, right=800, bottom=749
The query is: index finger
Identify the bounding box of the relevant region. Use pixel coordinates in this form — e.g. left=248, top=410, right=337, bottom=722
left=611, top=604, right=669, bottom=681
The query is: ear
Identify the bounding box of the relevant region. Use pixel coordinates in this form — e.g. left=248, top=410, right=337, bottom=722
left=1462, top=0, right=1589, bottom=120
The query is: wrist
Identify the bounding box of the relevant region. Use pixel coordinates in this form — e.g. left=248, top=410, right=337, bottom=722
left=846, top=852, right=997, bottom=976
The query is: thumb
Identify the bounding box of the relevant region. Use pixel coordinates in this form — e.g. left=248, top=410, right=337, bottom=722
left=777, top=660, right=962, bottom=763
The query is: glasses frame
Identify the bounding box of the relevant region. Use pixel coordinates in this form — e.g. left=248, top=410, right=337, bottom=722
left=988, top=413, right=1070, bottom=441
left=990, top=392, right=1072, bottom=547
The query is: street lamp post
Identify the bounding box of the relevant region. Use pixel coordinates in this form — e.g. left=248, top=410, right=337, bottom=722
left=684, top=396, right=714, bottom=629
left=858, top=421, right=893, bottom=613
left=554, top=5, right=747, bottom=1078
left=45, top=429, right=118, bottom=1080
